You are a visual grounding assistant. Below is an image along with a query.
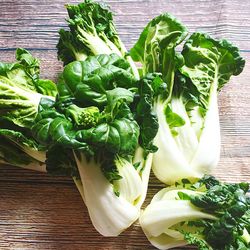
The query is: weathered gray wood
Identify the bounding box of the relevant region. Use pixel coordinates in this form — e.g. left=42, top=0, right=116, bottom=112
left=0, top=0, right=249, bottom=249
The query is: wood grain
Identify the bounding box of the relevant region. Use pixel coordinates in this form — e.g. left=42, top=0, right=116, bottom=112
left=0, top=0, right=249, bottom=249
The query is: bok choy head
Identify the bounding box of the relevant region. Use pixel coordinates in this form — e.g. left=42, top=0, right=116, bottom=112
left=32, top=87, right=141, bottom=236
left=31, top=53, right=160, bottom=236
left=131, top=14, right=245, bottom=184
left=0, top=48, right=57, bottom=171
left=140, top=176, right=250, bottom=250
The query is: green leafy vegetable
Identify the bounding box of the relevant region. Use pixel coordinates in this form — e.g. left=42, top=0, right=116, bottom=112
left=76, top=88, right=139, bottom=156
left=57, top=0, right=139, bottom=78
left=31, top=69, right=157, bottom=236
left=0, top=1, right=246, bottom=245
left=130, top=13, right=187, bottom=88
left=140, top=176, right=250, bottom=250
left=46, top=145, right=80, bottom=178
left=56, top=5, right=161, bottom=232
left=58, top=0, right=122, bottom=60
left=0, top=48, right=56, bottom=172
left=134, top=73, right=165, bottom=155
left=32, top=86, right=140, bottom=236
left=132, top=16, right=245, bottom=184
left=0, top=48, right=56, bottom=128
left=0, top=134, right=45, bottom=172
left=62, top=54, right=137, bottom=106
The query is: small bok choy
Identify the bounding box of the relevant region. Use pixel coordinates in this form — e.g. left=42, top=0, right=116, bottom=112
left=140, top=176, right=250, bottom=250
left=0, top=48, right=57, bottom=172
left=131, top=14, right=245, bottom=184
left=32, top=54, right=161, bottom=236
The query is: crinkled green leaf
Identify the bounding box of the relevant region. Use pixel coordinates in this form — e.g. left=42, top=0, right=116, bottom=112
left=135, top=73, right=166, bottom=154
left=0, top=75, right=42, bottom=128
left=32, top=109, right=89, bottom=151
left=179, top=32, right=246, bottom=108
left=184, top=232, right=211, bottom=250
left=57, top=29, right=88, bottom=65
left=0, top=49, right=56, bottom=128
left=185, top=177, right=250, bottom=249
left=142, top=176, right=250, bottom=250
left=130, top=13, right=188, bottom=86
left=36, top=79, right=57, bottom=97
left=77, top=117, right=138, bottom=156
left=57, top=0, right=125, bottom=63
left=105, top=88, right=134, bottom=117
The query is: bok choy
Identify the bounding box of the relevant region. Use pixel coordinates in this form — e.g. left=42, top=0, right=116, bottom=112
left=140, top=176, right=250, bottom=250
left=0, top=48, right=56, bottom=172
left=131, top=15, right=245, bottom=184
left=31, top=54, right=161, bottom=236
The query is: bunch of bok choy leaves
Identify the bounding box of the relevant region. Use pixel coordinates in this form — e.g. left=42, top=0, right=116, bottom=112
left=0, top=1, right=248, bottom=249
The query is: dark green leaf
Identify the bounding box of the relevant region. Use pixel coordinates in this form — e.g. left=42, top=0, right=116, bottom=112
left=0, top=136, right=35, bottom=166
left=62, top=54, right=136, bottom=107
left=134, top=74, right=165, bottom=154
left=179, top=33, right=245, bottom=109
left=46, top=146, right=80, bottom=178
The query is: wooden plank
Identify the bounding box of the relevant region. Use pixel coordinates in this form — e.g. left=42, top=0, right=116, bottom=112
left=0, top=0, right=249, bottom=249
left=0, top=0, right=250, bottom=50
left=0, top=180, right=168, bottom=250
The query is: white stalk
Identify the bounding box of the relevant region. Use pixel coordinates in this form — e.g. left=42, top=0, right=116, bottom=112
left=133, top=146, right=153, bottom=208
left=153, top=101, right=202, bottom=184
left=74, top=152, right=139, bottom=236
left=190, top=79, right=220, bottom=174
left=170, top=97, right=199, bottom=163
left=73, top=177, right=85, bottom=203
left=113, top=156, right=142, bottom=204
left=22, top=146, right=46, bottom=163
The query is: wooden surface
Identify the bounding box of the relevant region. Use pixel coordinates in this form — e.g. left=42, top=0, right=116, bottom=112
left=0, top=0, right=250, bottom=249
